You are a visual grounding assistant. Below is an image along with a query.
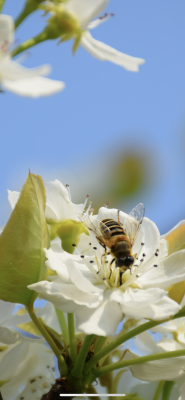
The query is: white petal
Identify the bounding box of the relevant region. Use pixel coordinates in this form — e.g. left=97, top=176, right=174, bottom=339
left=45, top=179, right=83, bottom=220
left=28, top=280, right=102, bottom=308
left=131, top=358, right=185, bottom=382
left=2, top=76, right=65, bottom=98
left=45, top=246, right=71, bottom=281
left=158, top=339, right=183, bottom=352
left=67, top=259, right=104, bottom=294
left=161, top=220, right=185, bottom=240
left=87, top=14, right=112, bottom=30
left=64, top=0, right=109, bottom=29
left=0, top=327, right=18, bottom=344
left=134, top=331, right=160, bottom=355
left=0, top=300, right=15, bottom=325
left=0, top=57, right=50, bottom=80
left=7, top=190, right=20, bottom=209
left=81, top=31, right=145, bottom=71
left=2, top=356, right=37, bottom=400
left=0, top=15, right=14, bottom=46
left=138, top=250, right=185, bottom=290
left=76, top=289, right=123, bottom=336
left=0, top=342, right=29, bottom=380
left=133, top=217, right=161, bottom=265
left=113, top=287, right=180, bottom=320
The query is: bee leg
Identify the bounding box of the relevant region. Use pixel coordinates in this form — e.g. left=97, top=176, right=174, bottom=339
left=110, top=258, right=116, bottom=266
left=120, top=271, right=123, bottom=286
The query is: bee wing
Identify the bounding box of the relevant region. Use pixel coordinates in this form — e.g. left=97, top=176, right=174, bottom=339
left=122, top=203, right=145, bottom=246
left=78, top=213, right=110, bottom=239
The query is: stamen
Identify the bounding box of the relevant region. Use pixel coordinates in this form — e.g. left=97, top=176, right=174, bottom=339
left=140, top=259, right=144, bottom=262
left=80, top=255, right=85, bottom=258
left=90, top=208, right=94, bottom=216
left=83, top=195, right=89, bottom=210
left=86, top=201, right=92, bottom=215
left=153, top=265, right=158, bottom=267
left=90, top=260, right=94, bottom=263
left=104, top=202, right=109, bottom=208
left=65, top=184, right=71, bottom=201
left=141, top=243, right=144, bottom=246
left=142, top=253, right=146, bottom=257
left=72, top=243, right=76, bottom=247
left=155, top=253, right=158, bottom=257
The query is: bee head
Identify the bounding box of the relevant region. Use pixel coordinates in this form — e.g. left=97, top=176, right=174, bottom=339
left=115, top=256, right=134, bottom=268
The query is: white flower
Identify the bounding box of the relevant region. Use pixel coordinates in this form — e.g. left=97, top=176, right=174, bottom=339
left=0, top=14, right=65, bottom=97
left=0, top=341, right=55, bottom=400
left=7, top=179, right=84, bottom=221
left=46, top=0, right=145, bottom=71
left=28, top=206, right=185, bottom=336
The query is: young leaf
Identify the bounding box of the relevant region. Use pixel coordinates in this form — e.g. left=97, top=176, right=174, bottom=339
left=0, top=173, right=49, bottom=306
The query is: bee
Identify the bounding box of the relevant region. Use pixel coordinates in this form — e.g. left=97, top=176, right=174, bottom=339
left=78, top=203, right=145, bottom=285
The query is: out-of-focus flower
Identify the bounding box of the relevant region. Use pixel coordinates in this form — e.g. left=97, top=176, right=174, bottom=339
left=0, top=14, right=65, bottom=97
left=44, top=0, right=145, bottom=71
left=0, top=341, right=55, bottom=400
left=28, top=205, right=185, bottom=336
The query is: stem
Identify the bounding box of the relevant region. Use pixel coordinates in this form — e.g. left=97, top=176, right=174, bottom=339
left=94, top=336, right=108, bottom=354
left=55, top=307, right=69, bottom=346
left=11, top=30, right=48, bottom=58
left=68, top=313, right=77, bottom=364
left=95, top=348, right=185, bottom=378
left=15, top=1, right=44, bottom=29
left=72, top=335, right=95, bottom=379
left=85, top=319, right=161, bottom=374
left=162, top=381, right=175, bottom=400
left=85, top=308, right=185, bottom=374
left=0, top=0, right=5, bottom=13
left=28, top=304, right=68, bottom=376
left=153, top=381, right=165, bottom=400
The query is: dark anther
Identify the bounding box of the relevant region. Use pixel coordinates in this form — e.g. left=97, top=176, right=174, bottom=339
left=72, top=244, right=76, bottom=247
left=90, top=260, right=94, bottom=263
left=134, top=265, right=138, bottom=267
left=140, top=259, right=144, bottom=262
left=80, top=255, right=85, bottom=258
left=103, top=278, right=106, bottom=281
left=105, top=261, right=108, bottom=264
left=155, top=253, right=158, bottom=256
left=136, top=275, right=139, bottom=278
left=30, top=379, right=36, bottom=384
left=156, top=249, right=159, bottom=252
left=153, top=265, right=158, bottom=267
left=97, top=271, right=100, bottom=274
left=89, top=243, right=92, bottom=245
left=142, top=253, right=146, bottom=257
left=141, top=243, right=144, bottom=246
left=93, top=247, right=97, bottom=250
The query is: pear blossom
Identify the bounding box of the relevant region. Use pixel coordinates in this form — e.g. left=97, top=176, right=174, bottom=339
left=44, top=0, right=145, bottom=72
left=28, top=205, right=185, bottom=336
left=0, top=14, right=65, bottom=97
left=0, top=341, right=55, bottom=400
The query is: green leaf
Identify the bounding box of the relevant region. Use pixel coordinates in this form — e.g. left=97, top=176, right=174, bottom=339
left=0, top=173, right=49, bottom=306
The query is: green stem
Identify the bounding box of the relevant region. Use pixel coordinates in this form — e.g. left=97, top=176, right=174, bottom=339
left=94, top=336, right=108, bottom=354
left=0, top=0, right=5, bottom=13
left=85, top=308, right=185, bottom=375
left=55, top=307, right=69, bottom=346
left=162, top=381, right=175, bottom=400
left=68, top=313, right=77, bottom=364
left=28, top=304, right=68, bottom=376
left=95, top=348, right=185, bottom=378
left=11, top=30, right=48, bottom=58
left=153, top=381, right=165, bottom=400
left=85, top=319, right=162, bottom=374
left=72, top=335, right=95, bottom=379
left=15, top=1, right=44, bottom=29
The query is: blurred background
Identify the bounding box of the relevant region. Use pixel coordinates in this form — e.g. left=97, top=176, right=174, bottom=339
left=1, top=0, right=185, bottom=235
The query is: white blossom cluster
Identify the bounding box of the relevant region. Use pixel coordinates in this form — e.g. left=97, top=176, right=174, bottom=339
left=0, top=0, right=145, bottom=97
left=1, top=178, right=185, bottom=399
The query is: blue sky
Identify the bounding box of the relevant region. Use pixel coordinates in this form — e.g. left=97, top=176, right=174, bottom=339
left=1, top=0, right=185, bottom=235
